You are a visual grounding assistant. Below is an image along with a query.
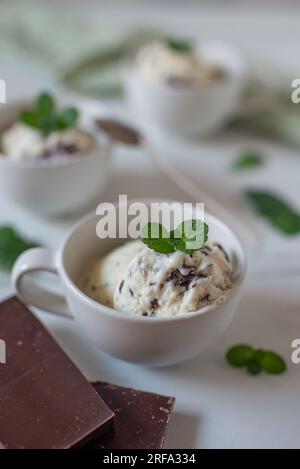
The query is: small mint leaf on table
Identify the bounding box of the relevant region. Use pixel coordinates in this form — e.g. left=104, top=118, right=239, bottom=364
left=141, top=222, right=175, bottom=254
left=259, top=351, right=286, bottom=375
left=245, top=190, right=300, bottom=235
left=232, top=151, right=264, bottom=171
left=226, top=344, right=287, bottom=376
left=226, top=344, right=254, bottom=367
left=0, top=226, right=40, bottom=272
left=253, top=349, right=265, bottom=362
left=246, top=359, right=262, bottom=376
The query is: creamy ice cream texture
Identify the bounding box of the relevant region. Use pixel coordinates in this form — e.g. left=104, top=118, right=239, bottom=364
left=1, top=123, right=94, bottom=162
left=80, top=239, right=234, bottom=318
left=134, top=41, right=223, bottom=87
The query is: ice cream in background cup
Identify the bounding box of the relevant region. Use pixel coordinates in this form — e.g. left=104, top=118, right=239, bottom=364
left=124, top=39, right=246, bottom=136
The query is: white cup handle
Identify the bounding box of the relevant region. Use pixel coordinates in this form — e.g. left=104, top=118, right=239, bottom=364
left=11, top=247, right=72, bottom=318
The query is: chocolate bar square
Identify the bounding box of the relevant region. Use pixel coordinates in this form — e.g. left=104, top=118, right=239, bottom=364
left=88, top=382, right=175, bottom=449
left=0, top=297, right=114, bottom=449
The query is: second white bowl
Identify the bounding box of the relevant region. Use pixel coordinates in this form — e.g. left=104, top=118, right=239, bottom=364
left=0, top=100, right=112, bottom=216
left=124, top=41, right=246, bottom=136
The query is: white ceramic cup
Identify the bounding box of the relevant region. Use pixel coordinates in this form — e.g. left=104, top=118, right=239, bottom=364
left=124, top=41, right=246, bottom=136
left=12, top=199, right=246, bottom=367
left=0, top=100, right=112, bottom=216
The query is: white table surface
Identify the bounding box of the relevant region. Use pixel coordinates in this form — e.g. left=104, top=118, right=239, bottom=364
left=1, top=1, right=300, bottom=449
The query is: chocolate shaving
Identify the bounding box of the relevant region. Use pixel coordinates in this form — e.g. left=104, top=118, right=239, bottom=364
left=214, top=243, right=230, bottom=262
left=200, top=245, right=212, bottom=256
left=167, top=269, right=207, bottom=290
left=149, top=298, right=159, bottom=310
left=201, top=294, right=210, bottom=303
left=119, top=280, right=124, bottom=294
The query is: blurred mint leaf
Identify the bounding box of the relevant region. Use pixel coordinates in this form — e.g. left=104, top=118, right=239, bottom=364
left=226, top=344, right=254, bottom=367
left=165, top=37, right=193, bottom=53
left=57, top=107, right=79, bottom=129
left=226, top=344, right=287, bottom=376
left=259, top=351, right=286, bottom=375
left=232, top=151, right=264, bottom=171
left=0, top=226, right=40, bottom=271
left=20, top=110, right=40, bottom=129
left=19, top=91, right=79, bottom=133
left=245, top=190, right=300, bottom=235
left=246, top=359, right=262, bottom=375
left=36, top=92, right=55, bottom=117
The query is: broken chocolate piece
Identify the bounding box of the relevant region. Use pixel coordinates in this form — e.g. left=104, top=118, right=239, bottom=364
left=87, top=382, right=175, bottom=449
left=0, top=297, right=114, bottom=449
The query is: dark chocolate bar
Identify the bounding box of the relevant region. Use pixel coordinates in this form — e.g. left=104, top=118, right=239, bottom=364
left=0, top=297, right=114, bottom=449
left=87, top=382, right=175, bottom=449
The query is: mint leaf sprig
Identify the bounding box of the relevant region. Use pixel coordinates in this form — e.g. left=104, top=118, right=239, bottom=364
left=245, top=190, right=300, bottom=235
left=226, top=344, right=286, bottom=376
left=0, top=226, right=40, bottom=271
left=141, top=219, right=209, bottom=254
left=165, top=37, right=193, bottom=53
left=232, top=151, right=264, bottom=172
left=19, top=92, right=79, bottom=134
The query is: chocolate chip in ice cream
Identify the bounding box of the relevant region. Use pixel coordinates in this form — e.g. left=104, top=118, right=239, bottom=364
left=214, top=243, right=230, bottom=262
left=150, top=298, right=159, bottom=310
left=119, top=280, right=125, bottom=294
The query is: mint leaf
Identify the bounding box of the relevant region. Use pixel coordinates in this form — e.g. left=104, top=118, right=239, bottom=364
left=165, top=37, right=193, bottom=53
left=226, top=344, right=287, bottom=376
left=232, top=151, right=264, bottom=171
left=141, top=220, right=209, bottom=254
left=259, top=351, right=286, bottom=375
left=171, top=219, right=208, bottom=253
left=246, top=359, right=262, bottom=375
left=245, top=190, right=300, bottom=235
left=0, top=226, right=40, bottom=271
left=57, top=107, right=79, bottom=130
left=253, top=349, right=265, bottom=362
left=141, top=223, right=175, bottom=254
left=226, top=344, right=254, bottom=367
left=20, top=111, right=40, bottom=129
left=19, top=92, right=79, bottom=134
left=175, top=219, right=208, bottom=253
left=36, top=92, right=55, bottom=117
